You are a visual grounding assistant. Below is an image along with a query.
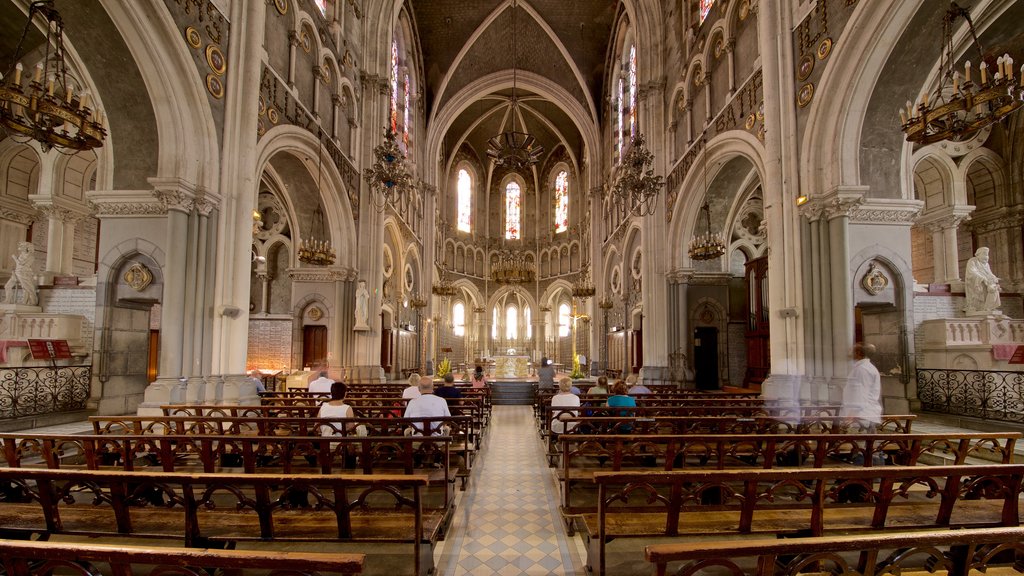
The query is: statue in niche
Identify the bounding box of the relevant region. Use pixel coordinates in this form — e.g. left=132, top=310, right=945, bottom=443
left=4, top=242, right=38, bottom=306
left=964, top=247, right=1002, bottom=315
left=354, top=280, right=370, bottom=331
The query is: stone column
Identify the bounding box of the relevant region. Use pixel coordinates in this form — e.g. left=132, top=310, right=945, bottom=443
left=185, top=196, right=215, bottom=403
left=27, top=201, right=86, bottom=279
left=287, top=31, right=299, bottom=87
left=917, top=206, right=974, bottom=287
left=822, top=191, right=863, bottom=402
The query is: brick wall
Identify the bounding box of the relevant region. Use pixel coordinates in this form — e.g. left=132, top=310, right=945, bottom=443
left=37, top=286, right=96, bottom=352
left=247, top=318, right=292, bottom=370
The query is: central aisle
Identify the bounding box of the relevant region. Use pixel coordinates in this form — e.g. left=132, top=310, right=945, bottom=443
left=435, top=405, right=585, bottom=575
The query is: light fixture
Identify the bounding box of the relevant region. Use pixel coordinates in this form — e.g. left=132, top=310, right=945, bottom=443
left=431, top=266, right=458, bottom=298
left=572, top=265, right=596, bottom=300
left=491, top=249, right=536, bottom=285
left=689, top=202, right=726, bottom=261
left=298, top=134, right=336, bottom=266
left=486, top=0, right=544, bottom=169
left=598, top=297, right=614, bottom=310
left=363, top=126, right=414, bottom=212
left=795, top=194, right=809, bottom=207
left=900, top=2, right=1023, bottom=145
left=409, top=294, right=427, bottom=309
left=611, top=133, right=664, bottom=216
left=0, top=1, right=106, bottom=153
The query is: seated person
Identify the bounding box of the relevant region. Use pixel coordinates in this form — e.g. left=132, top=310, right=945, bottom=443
left=402, top=372, right=422, bottom=398
left=550, top=377, right=581, bottom=436
left=470, top=365, right=488, bottom=388
left=589, top=376, right=609, bottom=395
left=404, top=377, right=451, bottom=434
left=248, top=369, right=266, bottom=394
left=605, top=380, right=637, bottom=432
left=308, top=370, right=333, bottom=394
left=317, top=381, right=356, bottom=436
left=626, top=374, right=651, bottom=395
left=434, top=373, right=463, bottom=401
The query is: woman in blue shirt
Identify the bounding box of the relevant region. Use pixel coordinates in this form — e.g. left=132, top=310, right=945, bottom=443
left=605, top=380, right=636, bottom=432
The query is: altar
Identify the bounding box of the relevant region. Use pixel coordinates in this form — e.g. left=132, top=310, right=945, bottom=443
left=493, top=355, right=530, bottom=379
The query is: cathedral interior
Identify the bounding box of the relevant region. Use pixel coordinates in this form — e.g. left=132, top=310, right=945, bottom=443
left=0, top=0, right=1023, bottom=419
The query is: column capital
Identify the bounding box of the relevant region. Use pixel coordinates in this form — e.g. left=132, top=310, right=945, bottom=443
left=87, top=190, right=166, bottom=217
left=817, top=186, right=868, bottom=220
left=149, top=177, right=199, bottom=214
left=666, top=268, right=693, bottom=284
left=915, top=204, right=974, bottom=232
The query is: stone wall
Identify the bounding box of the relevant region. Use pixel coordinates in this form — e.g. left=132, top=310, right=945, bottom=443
left=247, top=317, right=292, bottom=371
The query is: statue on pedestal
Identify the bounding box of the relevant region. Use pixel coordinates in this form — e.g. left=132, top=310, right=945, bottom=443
left=354, top=280, right=370, bottom=331
left=964, top=247, right=1002, bottom=316
left=3, top=242, right=37, bottom=306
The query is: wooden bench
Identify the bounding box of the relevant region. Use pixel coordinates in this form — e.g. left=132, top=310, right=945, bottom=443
left=644, top=526, right=1024, bottom=576
left=557, top=432, right=1021, bottom=533
left=0, top=432, right=457, bottom=516
left=0, top=468, right=438, bottom=576
left=0, top=539, right=364, bottom=576
left=584, top=464, right=1024, bottom=575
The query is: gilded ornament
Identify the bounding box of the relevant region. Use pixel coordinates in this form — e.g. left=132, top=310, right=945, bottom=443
left=797, top=82, right=814, bottom=108
left=861, top=262, right=889, bottom=296
left=817, top=37, right=833, bottom=60
left=739, top=0, right=750, bottom=20
left=267, top=108, right=280, bottom=124
left=797, top=54, right=814, bottom=81
left=274, top=0, right=288, bottom=15
left=206, top=44, right=226, bottom=75
left=124, top=262, right=153, bottom=292
left=308, top=306, right=323, bottom=321
left=206, top=74, right=225, bottom=99
left=745, top=113, right=756, bottom=130
left=185, top=26, right=202, bottom=49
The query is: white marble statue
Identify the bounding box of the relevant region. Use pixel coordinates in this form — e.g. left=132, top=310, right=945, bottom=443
left=3, top=242, right=38, bottom=306
left=964, top=247, right=1001, bottom=315
left=354, top=279, right=369, bottom=330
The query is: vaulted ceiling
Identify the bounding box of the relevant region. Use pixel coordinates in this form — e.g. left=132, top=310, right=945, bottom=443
left=409, top=0, right=619, bottom=174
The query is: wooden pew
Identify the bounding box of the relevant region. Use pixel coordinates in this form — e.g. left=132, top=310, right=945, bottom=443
left=0, top=468, right=438, bottom=576
left=645, top=526, right=1024, bottom=576
left=584, top=464, right=1024, bottom=576
left=0, top=540, right=364, bottom=576
left=556, top=432, right=1021, bottom=533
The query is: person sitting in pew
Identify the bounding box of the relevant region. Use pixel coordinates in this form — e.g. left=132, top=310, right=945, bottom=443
left=470, top=365, right=488, bottom=388
left=626, top=373, right=651, bottom=395
left=402, top=373, right=422, bottom=398
left=550, top=377, right=581, bottom=437
left=588, top=375, right=609, bottom=395
left=606, top=380, right=636, bottom=432
left=317, top=381, right=357, bottom=436
left=404, top=377, right=451, bottom=435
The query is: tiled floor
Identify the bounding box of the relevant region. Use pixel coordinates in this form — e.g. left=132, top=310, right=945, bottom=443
left=435, top=405, right=586, bottom=575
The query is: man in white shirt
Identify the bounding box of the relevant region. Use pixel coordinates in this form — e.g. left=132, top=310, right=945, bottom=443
left=307, top=370, right=333, bottom=394
left=404, top=377, right=450, bottom=434
left=402, top=373, right=422, bottom=399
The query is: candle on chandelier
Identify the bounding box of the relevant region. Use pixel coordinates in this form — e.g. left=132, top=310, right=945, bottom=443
left=952, top=72, right=960, bottom=94
left=964, top=61, right=972, bottom=84
left=33, top=62, right=43, bottom=83
left=980, top=61, right=988, bottom=84
left=13, top=62, right=23, bottom=85
left=65, top=84, right=74, bottom=104
left=899, top=108, right=908, bottom=125
left=997, top=56, right=1004, bottom=78
left=79, top=92, right=90, bottom=111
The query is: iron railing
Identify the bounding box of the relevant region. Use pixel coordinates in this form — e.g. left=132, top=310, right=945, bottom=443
left=0, top=365, right=91, bottom=419
left=917, top=368, right=1024, bottom=424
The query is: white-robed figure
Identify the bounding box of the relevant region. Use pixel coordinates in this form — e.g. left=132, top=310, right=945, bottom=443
left=841, top=342, right=882, bottom=427
left=354, top=280, right=370, bottom=330
left=3, top=242, right=37, bottom=306
left=964, top=247, right=1001, bottom=315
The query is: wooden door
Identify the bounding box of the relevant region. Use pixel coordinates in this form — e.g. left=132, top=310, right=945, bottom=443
left=744, top=256, right=770, bottom=389
left=694, top=326, right=719, bottom=389
left=630, top=329, right=643, bottom=374
left=302, top=325, right=328, bottom=369
left=147, top=330, right=159, bottom=382
left=380, top=327, right=393, bottom=373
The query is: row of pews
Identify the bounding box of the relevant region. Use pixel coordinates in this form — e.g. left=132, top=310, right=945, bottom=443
left=535, top=387, right=1024, bottom=576
left=0, top=384, right=491, bottom=576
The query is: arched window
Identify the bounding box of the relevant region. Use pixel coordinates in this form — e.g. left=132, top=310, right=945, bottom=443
left=628, top=44, right=637, bottom=140
left=616, top=77, right=624, bottom=162
left=505, top=181, right=521, bottom=240
left=452, top=302, right=465, bottom=336
left=699, top=0, right=715, bottom=24
left=506, top=306, right=518, bottom=340
left=457, top=169, right=472, bottom=232
left=554, top=170, right=568, bottom=233
left=403, top=73, right=411, bottom=150
left=558, top=303, right=571, bottom=337
left=524, top=306, right=532, bottom=339
left=390, top=39, right=399, bottom=133
left=314, top=0, right=327, bottom=16
left=492, top=307, right=498, bottom=339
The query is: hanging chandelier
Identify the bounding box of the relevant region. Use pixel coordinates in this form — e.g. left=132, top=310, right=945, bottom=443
left=491, top=249, right=536, bottom=285
left=363, top=126, right=414, bottom=212
left=486, top=0, right=544, bottom=169
left=611, top=133, right=664, bottom=216
left=900, top=2, right=1023, bottom=145
left=571, top=266, right=596, bottom=300
left=0, top=1, right=106, bottom=153
left=298, top=135, right=336, bottom=266
left=431, top=267, right=458, bottom=298
left=689, top=202, right=726, bottom=261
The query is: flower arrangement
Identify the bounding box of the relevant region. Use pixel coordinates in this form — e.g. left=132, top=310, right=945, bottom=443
left=569, top=354, right=586, bottom=379
left=436, top=357, right=451, bottom=378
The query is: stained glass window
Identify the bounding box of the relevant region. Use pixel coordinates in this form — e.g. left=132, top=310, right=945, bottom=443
left=452, top=302, right=465, bottom=336
left=390, top=40, right=398, bottom=133
left=616, top=77, right=624, bottom=162
left=457, top=169, right=472, bottom=232
left=506, top=306, right=518, bottom=340
left=558, top=303, right=570, bottom=337
left=314, top=0, right=327, bottom=16
left=628, top=44, right=637, bottom=140
left=699, top=0, right=715, bottom=24
left=492, top=307, right=498, bottom=339
left=554, top=171, right=568, bottom=233
left=505, top=182, right=521, bottom=240
left=524, top=306, right=532, bottom=339
left=403, top=73, right=411, bottom=148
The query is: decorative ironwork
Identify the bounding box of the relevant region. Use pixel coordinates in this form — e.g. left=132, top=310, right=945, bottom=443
left=298, top=133, right=335, bottom=266
left=0, top=365, right=91, bottom=419
left=0, top=1, right=107, bottom=153
left=917, top=368, right=1024, bottom=424
left=431, top=268, right=457, bottom=298
left=571, top=266, right=596, bottom=299
left=688, top=201, right=726, bottom=260
left=363, top=126, right=414, bottom=212
left=611, top=133, right=664, bottom=216
left=900, top=2, right=1023, bottom=145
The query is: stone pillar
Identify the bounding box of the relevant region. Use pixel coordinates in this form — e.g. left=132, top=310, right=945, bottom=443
left=821, top=192, right=863, bottom=402
left=27, top=201, right=87, bottom=279
left=151, top=182, right=193, bottom=385
left=287, top=31, right=299, bottom=87
left=186, top=196, right=215, bottom=403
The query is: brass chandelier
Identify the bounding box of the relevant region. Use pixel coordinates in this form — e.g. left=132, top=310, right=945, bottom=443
left=298, top=134, right=336, bottom=266
left=0, top=1, right=106, bottom=153
left=486, top=0, right=544, bottom=169
left=687, top=136, right=725, bottom=261
left=571, top=266, right=596, bottom=300
left=900, top=2, right=1022, bottom=145
left=363, top=126, right=414, bottom=212
left=432, top=266, right=458, bottom=298
left=611, top=133, right=664, bottom=216
left=491, top=249, right=535, bottom=285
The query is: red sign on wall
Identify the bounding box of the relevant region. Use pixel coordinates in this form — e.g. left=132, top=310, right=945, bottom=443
left=1009, top=346, right=1024, bottom=365
left=27, top=339, right=72, bottom=361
